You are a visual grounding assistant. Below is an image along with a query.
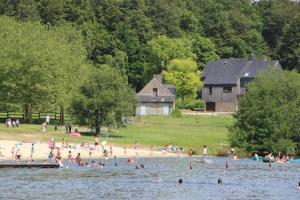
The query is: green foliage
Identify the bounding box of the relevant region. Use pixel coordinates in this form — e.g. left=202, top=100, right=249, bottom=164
left=0, top=16, right=88, bottom=122
left=71, top=65, right=136, bottom=135
left=171, top=108, right=182, bottom=118
left=228, top=69, right=300, bottom=155
left=185, top=100, right=205, bottom=110
left=163, top=58, right=201, bottom=101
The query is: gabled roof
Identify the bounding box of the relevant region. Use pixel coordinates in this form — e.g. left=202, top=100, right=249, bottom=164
left=137, top=74, right=175, bottom=103
left=201, top=58, right=281, bottom=85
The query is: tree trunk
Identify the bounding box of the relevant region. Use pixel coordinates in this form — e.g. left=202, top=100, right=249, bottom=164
left=24, top=103, right=32, bottom=124
left=59, top=106, right=64, bottom=125
left=95, top=110, right=101, bottom=136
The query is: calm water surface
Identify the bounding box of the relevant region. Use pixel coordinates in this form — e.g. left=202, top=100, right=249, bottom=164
left=0, top=157, right=299, bottom=200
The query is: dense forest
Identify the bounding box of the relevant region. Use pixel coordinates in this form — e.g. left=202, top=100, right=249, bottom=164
left=0, top=0, right=299, bottom=90
left=0, top=0, right=300, bottom=129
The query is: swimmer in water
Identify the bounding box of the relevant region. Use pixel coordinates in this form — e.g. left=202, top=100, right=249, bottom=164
left=179, top=179, right=183, bottom=184
left=298, top=182, right=300, bottom=190
left=218, top=178, right=223, bottom=185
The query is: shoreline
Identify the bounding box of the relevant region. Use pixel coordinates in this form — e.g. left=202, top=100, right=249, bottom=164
left=0, top=140, right=181, bottom=162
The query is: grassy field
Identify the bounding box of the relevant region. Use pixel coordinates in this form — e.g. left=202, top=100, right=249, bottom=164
left=0, top=115, right=233, bottom=155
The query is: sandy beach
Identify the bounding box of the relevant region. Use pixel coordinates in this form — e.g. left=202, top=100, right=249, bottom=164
left=0, top=139, right=179, bottom=161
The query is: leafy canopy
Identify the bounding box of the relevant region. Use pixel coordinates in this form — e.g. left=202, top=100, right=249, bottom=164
left=228, top=69, right=300, bottom=155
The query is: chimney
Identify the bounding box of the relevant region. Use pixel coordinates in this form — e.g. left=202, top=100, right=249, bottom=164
left=153, top=74, right=162, bottom=82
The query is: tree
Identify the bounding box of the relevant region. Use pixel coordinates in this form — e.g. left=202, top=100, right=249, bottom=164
left=147, top=35, right=195, bottom=73
left=191, top=35, right=218, bottom=70
left=0, top=16, right=88, bottom=123
left=277, top=14, right=300, bottom=71
left=163, top=58, right=201, bottom=103
left=228, top=69, right=300, bottom=155
left=71, top=65, right=136, bottom=135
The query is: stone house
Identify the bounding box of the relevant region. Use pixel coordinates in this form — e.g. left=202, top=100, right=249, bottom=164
left=136, top=74, right=176, bottom=115
left=201, top=58, right=282, bottom=112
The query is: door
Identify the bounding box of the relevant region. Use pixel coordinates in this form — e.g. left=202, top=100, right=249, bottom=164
left=206, top=102, right=215, bottom=112
left=163, top=103, right=170, bottom=115
left=140, top=104, right=147, bottom=115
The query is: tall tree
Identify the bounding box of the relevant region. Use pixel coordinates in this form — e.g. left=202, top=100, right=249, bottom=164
left=163, top=58, right=201, bottom=102
left=71, top=65, right=136, bottom=135
left=229, top=69, right=300, bottom=154
left=0, top=16, right=88, bottom=122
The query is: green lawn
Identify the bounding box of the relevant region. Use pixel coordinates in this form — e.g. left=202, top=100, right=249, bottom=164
left=0, top=115, right=233, bottom=155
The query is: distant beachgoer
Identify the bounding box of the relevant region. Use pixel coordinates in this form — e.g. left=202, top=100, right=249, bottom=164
left=16, top=149, right=21, bottom=163
left=128, top=158, right=134, bottom=164
left=75, top=153, right=81, bottom=164
left=46, top=115, right=50, bottom=126
left=41, top=122, right=47, bottom=133
left=89, top=151, right=92, bottom=159
left=12, top=120, right=16, bottom=128
left=30, top=143, right=35, bottom=158
left=123, top=147, right=127, bottom=155
left=11, top=146, right=15, bottom=158
left=68, top=123, right=72, bottom=133
left=7, top=118, right=12, bottom=128
left=109, top=146, right=113, bottom=157
left=202, top=145, right=208, bottom=160
left=218, top=178, right=223, bottom=185
left=68, top=151, right=73, bottom=161
left=65, top=123, right=69, bottom=133
left=179, top=179, right=183, bottom=184
left=16, top=118, right=20, bottom=128
left=134, top=141, right=139, bottom=157
left=150, top=145, right=154, bottom=156
left=188, top=149, right=193, bottom=157
left=95, top=137, right=99, bottom=146
left=55, top=150, right=62, bottom=163
left=48, top=139, right=55, bottom=149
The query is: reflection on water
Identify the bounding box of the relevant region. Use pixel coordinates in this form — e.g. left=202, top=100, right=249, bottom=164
left=0, top=157, right=300, bottom=200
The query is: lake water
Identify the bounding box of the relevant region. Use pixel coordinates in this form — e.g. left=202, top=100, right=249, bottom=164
left=0, top=157, right=299, bottom=200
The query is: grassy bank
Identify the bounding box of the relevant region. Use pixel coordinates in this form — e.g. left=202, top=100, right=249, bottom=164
left=0, top=115, right=233, bottom=155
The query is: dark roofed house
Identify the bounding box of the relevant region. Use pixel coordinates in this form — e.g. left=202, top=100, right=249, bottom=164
left=136, top=74, right=176, bottom=115
left=201, top=58, right=281, bottom=112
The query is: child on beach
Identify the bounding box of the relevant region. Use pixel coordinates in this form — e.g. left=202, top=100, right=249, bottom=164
left=68, top=151, right=73, bottom=161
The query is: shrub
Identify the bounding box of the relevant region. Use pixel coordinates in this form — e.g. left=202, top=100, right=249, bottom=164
left=185, top=99, right=205, bottom=110
left=172, top=108, right=182, bottom=118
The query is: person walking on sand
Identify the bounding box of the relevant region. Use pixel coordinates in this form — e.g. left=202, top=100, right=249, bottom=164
left=30, top=143, right=35, bottom=159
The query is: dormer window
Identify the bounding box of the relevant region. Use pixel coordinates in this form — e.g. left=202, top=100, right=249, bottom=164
left=153, top=88, right=158, bottom=97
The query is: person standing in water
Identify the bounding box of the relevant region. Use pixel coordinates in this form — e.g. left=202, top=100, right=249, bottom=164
left=202, top=145, right=208, bottom=161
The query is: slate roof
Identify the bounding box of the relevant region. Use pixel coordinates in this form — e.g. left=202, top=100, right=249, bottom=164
left=201, top=59, right=281, bottom=85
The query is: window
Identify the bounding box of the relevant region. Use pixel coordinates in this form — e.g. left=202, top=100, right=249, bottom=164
left=153, top=88, right=158, bottom=97
left=209, top=87, right=212, bottom=95
left=223, top=86, right=232, bottom=93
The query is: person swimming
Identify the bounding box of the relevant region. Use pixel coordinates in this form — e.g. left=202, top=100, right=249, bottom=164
left=218, top=178, right=223, bottom=185
left=298, top=182, right=300, bottom=190
left=178, top=179, right=183, bottom=184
